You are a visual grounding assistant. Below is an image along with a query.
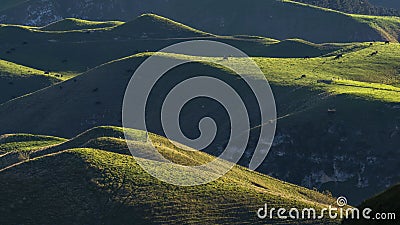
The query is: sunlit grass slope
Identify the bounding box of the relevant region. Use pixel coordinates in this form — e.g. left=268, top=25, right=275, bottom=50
left=0, top=59, right=62, bottom=104
left=0, top=126, right=340, bottom=225
left=0, top=134, right=66, bottom=153
left=112, top=13, right=209, bottom=37
left=0, top=41, right=399, bottom=136
left=40, top=18, right=123, bottom=31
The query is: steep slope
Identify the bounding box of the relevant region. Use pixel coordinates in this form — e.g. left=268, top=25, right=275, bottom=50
left=0, top=46, right=399, bottom=204
left=40, top=18, right=123, bottom=31
left=342, top=184, right=399, bottom=224
left=0, top=0, right=398, bottom=43
left=0, top=59, right=62, bottom=104
left=0, top=126, right=340, bottom=225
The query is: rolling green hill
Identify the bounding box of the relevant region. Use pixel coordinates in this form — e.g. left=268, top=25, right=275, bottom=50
left=0, top=2, right=398, bottom=224
left=40, top=18, right=123, bottom=31
left=0, top=43, right=399, bottom=204
left=112, top=14, right=209, bottom=38
left=0, top=59, right=62, bottom=104
left=0, top=14, right=347, bottom=73
left=0, top=133, right=66, bottom=153
left=0, top=0, right=399, bottom=43
left=0, top=126, right=340, bottom=225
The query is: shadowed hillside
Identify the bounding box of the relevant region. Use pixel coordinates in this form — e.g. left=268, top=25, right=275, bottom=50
left=0, top=126, right=340, bottom=225
left=342, top=184, right=399, bottom=225
left=0, top=0, right=399, bottom=43
left=0, top=46, right=399, bottom=204
left=0, top=14, right=347, bottom=73
left=0, top=59, right=62, bottom=104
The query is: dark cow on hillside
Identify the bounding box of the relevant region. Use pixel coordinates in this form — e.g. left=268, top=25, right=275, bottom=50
left=370, top=51, right=378, bottom=56
left=385, top=41, right=390, bottom=44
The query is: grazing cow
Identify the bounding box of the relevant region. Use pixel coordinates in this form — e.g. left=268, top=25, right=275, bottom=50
left=385, top=41, right=390, bottom=44
left=334, top=54, right=343, bottom=60
left=370, top=51, right=378, bottom=56
left=300, top=74, right=307, bottom=79
left=369, top=43, right=373, bottom=46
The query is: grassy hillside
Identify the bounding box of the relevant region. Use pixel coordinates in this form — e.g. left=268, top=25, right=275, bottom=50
left=40, top=18, right=123, bottom=31
left=0, top=134, right=66, bottom=153
left=0, top=14, right=346, bottom=73
left=353, top=15, right=400, bottom=42
left=0, top=43, right=398, bottom=204
left=0, top=59, right=62, bottom=104
left=112, top=14, right=209, bottom=37
left=0, top=0, right=399, bottom=43
left=0, top=126, right=340, bottom=225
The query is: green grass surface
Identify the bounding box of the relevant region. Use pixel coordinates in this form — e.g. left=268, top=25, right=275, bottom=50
left=40, top=18, right=123, bottom=31
left=137, top=42, right=400, bottom=102
left=0, top=13, right=398, bottom=213
left=0, top=47, right=398, bottom=206
left=113, top=14, right=209, bottom=37
left=0, top=59, right=63, bottom=104
left=352, top=15, right=400, bottom=41
left=0, top=134, right=66, bottom=153
left=0, top=126, right=341, bottom=224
